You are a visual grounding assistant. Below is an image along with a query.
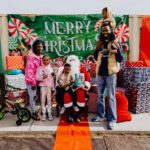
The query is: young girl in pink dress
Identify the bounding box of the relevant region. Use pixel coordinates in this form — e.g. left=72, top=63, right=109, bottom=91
left=36, top=55, right=54, bottom=121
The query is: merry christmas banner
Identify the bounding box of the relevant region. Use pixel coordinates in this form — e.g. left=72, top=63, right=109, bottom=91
left=8, top=14, right=129, bottom=61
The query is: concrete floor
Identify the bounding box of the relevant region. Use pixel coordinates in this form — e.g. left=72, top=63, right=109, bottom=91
left=0, top=106, right=150, bottom=132
left=88, top=113, right=150, bottom=132
left=0, top=107, right=150, bottom=150
left=0, top=132, right=150, bottom=150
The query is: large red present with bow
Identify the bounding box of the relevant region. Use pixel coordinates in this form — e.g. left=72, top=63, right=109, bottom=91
left=6, top=56, right=24, bottom=70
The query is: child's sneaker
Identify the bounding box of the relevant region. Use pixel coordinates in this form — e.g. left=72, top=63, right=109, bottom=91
left=41, top=114, right=46, bottom=121
left=48, top=114, right=54, bottom=121
left=60, top=107, right=65, bottom=115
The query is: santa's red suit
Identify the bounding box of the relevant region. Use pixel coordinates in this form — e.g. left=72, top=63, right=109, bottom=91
left=75, top=66, right=91, bottom=107
left=63, top=55, right=91, bottom=108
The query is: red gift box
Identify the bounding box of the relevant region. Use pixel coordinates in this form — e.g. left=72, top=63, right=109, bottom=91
left=6, top=56, right=24, bottom=70
left=88, top=92, right=98, bottom=113
left=125, top=61, right=144, bottom=67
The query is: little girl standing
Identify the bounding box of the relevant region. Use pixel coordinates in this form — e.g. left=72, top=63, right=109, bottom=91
left=36, top=55, right=54, bottom=121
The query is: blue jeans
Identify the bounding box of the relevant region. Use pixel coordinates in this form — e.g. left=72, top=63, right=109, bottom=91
left=97, top=74, right=117, bottom=122
left=27, top=85, right=37, bottom=113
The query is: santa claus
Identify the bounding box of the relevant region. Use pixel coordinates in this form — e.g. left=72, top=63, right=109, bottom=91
left=66, top=55, right=91, bottom=122
left=66, top=55, right=91, bottom=103
left=56, top=55, right=91, bottom=122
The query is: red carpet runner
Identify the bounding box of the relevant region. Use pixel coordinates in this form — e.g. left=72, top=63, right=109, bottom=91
left=53, top=115, right=92, bottom=150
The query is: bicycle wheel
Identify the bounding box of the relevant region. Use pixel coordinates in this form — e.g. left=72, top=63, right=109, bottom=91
left=16, top=120, right=22, bottom=126
left=17, top=108, right=31, bottom=122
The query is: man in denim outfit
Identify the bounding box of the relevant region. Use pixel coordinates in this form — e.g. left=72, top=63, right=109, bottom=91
left=92, top=23, right=123, bottom=130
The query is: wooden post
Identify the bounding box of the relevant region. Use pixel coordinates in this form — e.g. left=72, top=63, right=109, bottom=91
left=129, top=15, right=142, bottom=61
left=0, top=14, right=9, bottom=71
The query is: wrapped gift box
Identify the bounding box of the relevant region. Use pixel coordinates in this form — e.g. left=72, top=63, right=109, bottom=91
left=7, top=89, right=28, bottom=107
left=4, top=74, right=28, bottom=106
left=0, top=74, right=6, bottom=101
left=5, top=73, right=27, bottom=91
left=123, top=67, right=150, bottom=84
left=6, top=56, right=24, bottom=70
left=125, top=81, right=150, bottom=114
left=120, top=61, right=126, bottom=69
left=125, top=61, right=144, bottom=67
left=88, top=92, right=98, bottom=113
left=7, top=90, right=20, bottom=100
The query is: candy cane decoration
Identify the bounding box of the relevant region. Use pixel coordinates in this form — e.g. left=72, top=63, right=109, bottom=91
left=9, top=37, right=18, bottom=50
left=114, top=23, right=129, bottom=43
left=81, top=59, right=92, bottom=71
left=9, top=17, right=38, bottom=45
left=55, top=57, right=64, bottom=67
left=8, top=18, right=28, bottom=40
left=24, top=28, right=38, bottom=45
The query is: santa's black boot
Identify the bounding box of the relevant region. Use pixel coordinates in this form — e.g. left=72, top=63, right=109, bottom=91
left=74, top=112, right=80, bottom=123
left=75, top=109, right=82, bottom=123
left=66, top=107, right=74, bottom=123
left=75, top=106, right=85, bottom=123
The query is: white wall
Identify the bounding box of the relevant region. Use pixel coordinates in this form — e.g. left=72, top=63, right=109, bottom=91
left=0, top=0, right=150, bottom=15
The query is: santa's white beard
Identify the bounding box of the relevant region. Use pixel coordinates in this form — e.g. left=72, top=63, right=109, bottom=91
left=69, top=61, right=80, bottom=78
